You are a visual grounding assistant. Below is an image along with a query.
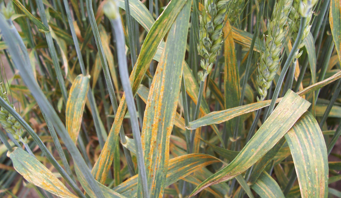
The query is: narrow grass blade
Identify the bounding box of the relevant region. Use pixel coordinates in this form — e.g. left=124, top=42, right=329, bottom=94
left=66, top=75, right=89, bottom=143
left=113, top=154, right=222, bottom=197
left=90, top=53, right=102, bottom=87
left=200, top=139, right=239, bottom=162
left=284, top=112, right=328, bottom=197
left=183, top=175, right=223, bottom=197
left=12, top=0, right=49, bottom=32
left=35, top=0, right=68, bottom=102
left=92, top=0, right=188, bottom=183
left=107, top=2, right=149, bottom=196
left=42, top=112, right=73, bottom=180
left=98, top=25, right=120, bottom=96
left=330, top=0, right=341, bottom=63
left=304, top=33, right=317, bottom=84
left=223, top=20, right=240, bottom=146
left=190, top=91, right=310, bottom=196
left=208, top=79, right=225, bottom=108
left=251, top=172, right=285, bottom=198
left=140, top=1, right=191, bottom=196
left=183, top=64, right=224, bottom=145
left=273, top=164, right=289, bottom=189
left=8, top=147, right=77, bottom=198
left=235, top=175, right=254, bottom=198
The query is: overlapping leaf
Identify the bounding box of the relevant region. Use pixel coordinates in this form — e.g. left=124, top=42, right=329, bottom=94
left=92, top=0, right=188, bottom=183
left=190, top=91, right=310, bottom=196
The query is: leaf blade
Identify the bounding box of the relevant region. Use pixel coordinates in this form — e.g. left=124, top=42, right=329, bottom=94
left=66, top=74, right=89, bottom=143
left=284, top=112, right=328, bottom=197
left=190, top=91, right=310, bottom=196
left=8, top=148, right=77, bottom=198
left=140, top=1, right=191, bottom=196
left=330, top=0, right=341, bottom=63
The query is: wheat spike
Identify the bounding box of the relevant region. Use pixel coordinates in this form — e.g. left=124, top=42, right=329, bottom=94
left=198, top=0, right=229, bottom=81
left=289, top=0, right=318, bottom=59
left=0, top=83, right=24, bottom=142
left=256, top=0, right=293, bottom=101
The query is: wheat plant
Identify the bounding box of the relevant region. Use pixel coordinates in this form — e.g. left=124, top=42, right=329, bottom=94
left=0, top=0, right=340, bottom=197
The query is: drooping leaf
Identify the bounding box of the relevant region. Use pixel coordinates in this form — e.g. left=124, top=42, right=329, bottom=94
left=190, top=91, right=310, bottom=196
left=66, top=75, right=90, bottom=143
left=284, top=112, right=328, bottom=198
left=8, top=147, right=77, bottom=198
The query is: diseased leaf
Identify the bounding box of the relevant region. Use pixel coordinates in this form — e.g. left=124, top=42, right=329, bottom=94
left=285, top=112, right=328, bottom=198
left=8, top=147, right=77, bottom=198
left=183, top=63, right=224, bottom=145
left=252, top=172, right=285, bottom=198
left=140, top=1, right=191, bottom=196
left=98, top=24, right=120, bottom=97
left=315, top=104, right=341, bottom=118
left=74, top=166, right=126, bottom=198
left=330, top=0, right=341, bottom=63
left=113, top=154, right=221, bottom=197
left=92, top=0, right=188, bottom=183
left=223, top=20, right=240, bottom=145
left=12, top=0, right=49, bottom=32
left=137, top=85, right=186, bottom=131
left=304, top=33, right=317, bottom=84
left=187, top=98, right=279, bottom=130
left=190, top=91, right=310, bottom=196
left=66, top=75, right=89, bottom=143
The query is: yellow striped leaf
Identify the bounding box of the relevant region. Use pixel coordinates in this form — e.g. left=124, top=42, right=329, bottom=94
left=12, top=0, right=49, bottom=32
left=74, top=166, right=126, bottom=198
left=140, top=1, right=191, bottom=196
left=91, top=0, right=188, bottom=184
left=284, top=112, right=328, bottom=197
left=190, top=91, right=310, bottom=196
left=99, top=24, right=120, bottom=97
left=66, top=75, right=89, bottom=143
left=330, top=0, right=341, bottom=63
left=8, top=147, right=77, bottom=198
left=113, top=154, right=221, bottom=197
left=224, top=20, right=241, bottom=145
left=251, top=172, right=285, bottom=198
left=137, top=85, right=186, bottom=131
